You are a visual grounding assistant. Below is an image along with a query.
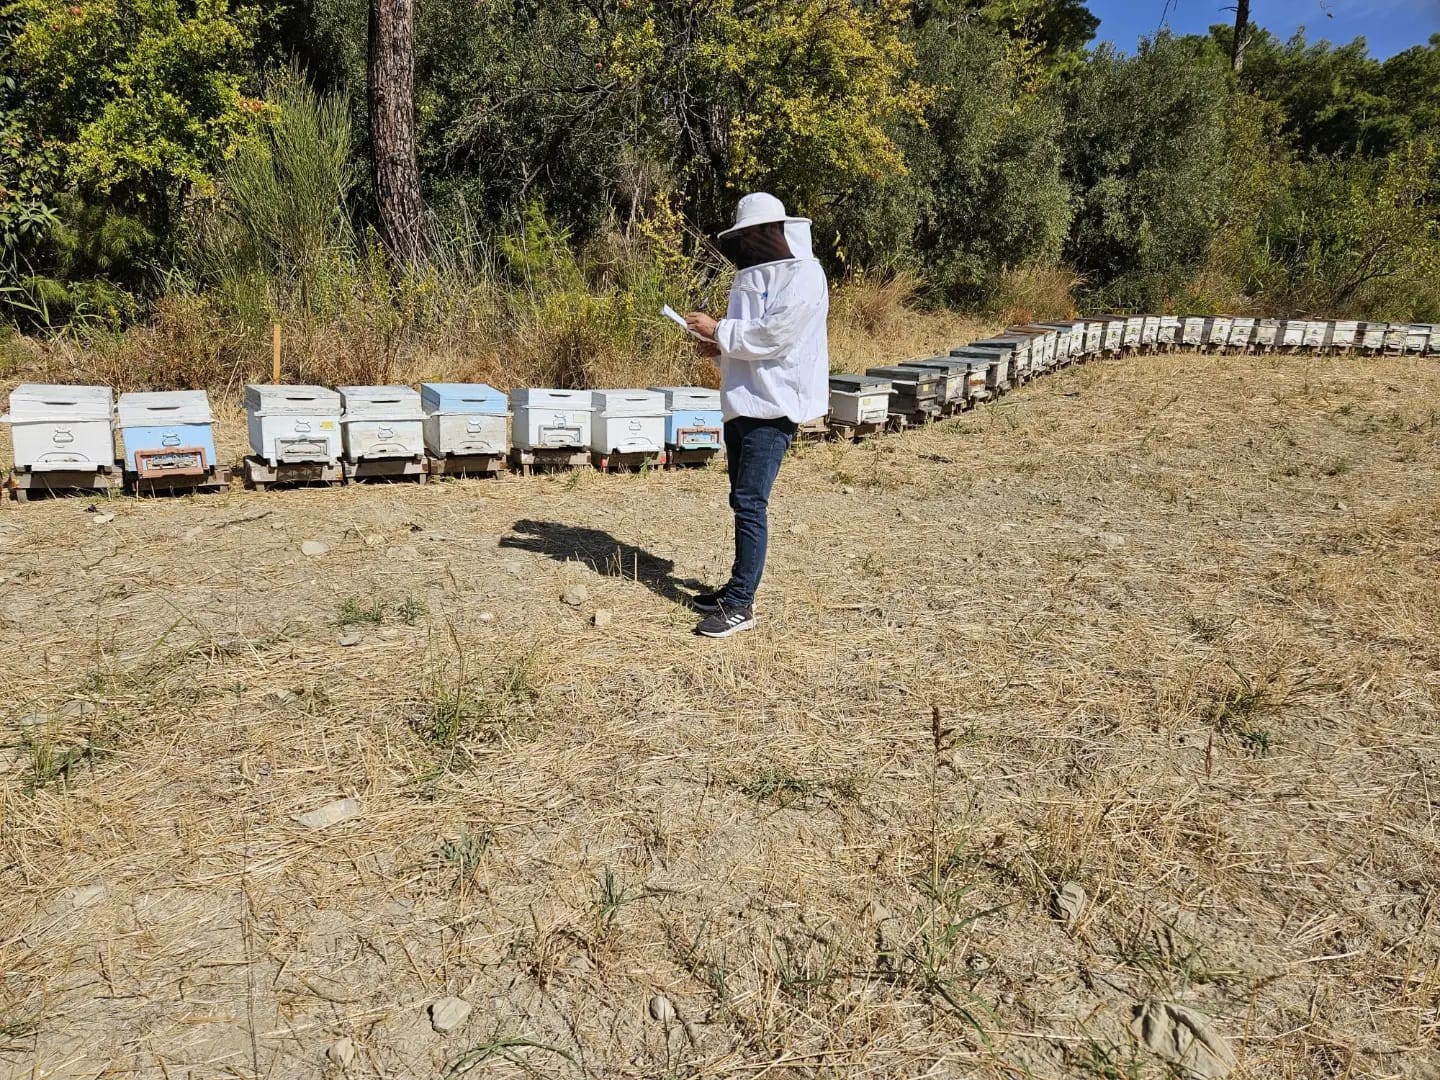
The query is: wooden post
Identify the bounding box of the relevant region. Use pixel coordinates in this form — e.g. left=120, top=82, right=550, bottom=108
left=272, top=323, right=282, bottom=383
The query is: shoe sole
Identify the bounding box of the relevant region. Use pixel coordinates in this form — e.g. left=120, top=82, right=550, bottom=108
left=691, top=600, right=722, bottom=614
left=695, top=617, right=756, bottom=638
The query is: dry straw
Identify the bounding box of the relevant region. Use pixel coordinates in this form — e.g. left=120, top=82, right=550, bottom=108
left=1, top=348, right=1438, bottom=1077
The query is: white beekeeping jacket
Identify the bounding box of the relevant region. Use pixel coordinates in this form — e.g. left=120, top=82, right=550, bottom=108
left=713, top=220, right=830, bottom=424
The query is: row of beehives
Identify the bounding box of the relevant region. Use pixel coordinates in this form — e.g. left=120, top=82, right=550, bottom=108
left=832, top=315, right=1440, bottom=429
left=3, top=315, right=1437, bottom=485
left=0, top=383, right=725, bottom=476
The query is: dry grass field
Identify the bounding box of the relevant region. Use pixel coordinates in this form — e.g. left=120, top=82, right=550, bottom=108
left=2, top=350, right=1438, bottom=1079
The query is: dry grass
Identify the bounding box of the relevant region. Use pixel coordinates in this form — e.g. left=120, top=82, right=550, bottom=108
left=2, top=352, right=1439, bottom=1078
left=7, top=277, right=988, bottom=402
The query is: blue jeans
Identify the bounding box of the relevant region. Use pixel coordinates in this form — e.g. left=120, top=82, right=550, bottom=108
left=721, top=416, right=797, bottom=609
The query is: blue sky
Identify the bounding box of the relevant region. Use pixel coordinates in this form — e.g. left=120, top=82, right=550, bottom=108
left=1086, top=0, right=1440, bottom=59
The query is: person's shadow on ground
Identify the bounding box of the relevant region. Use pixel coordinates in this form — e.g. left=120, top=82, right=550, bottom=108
left=499, top=520, right=708, bottom=607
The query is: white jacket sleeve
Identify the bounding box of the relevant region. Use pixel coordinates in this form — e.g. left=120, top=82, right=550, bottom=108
left=714, top=265, right=825, bottom=363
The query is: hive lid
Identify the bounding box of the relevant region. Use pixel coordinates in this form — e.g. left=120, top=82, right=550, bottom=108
left=829, top=374, right=892, bottom=392
left=510, top=388, right=594, bottom=409
left=117, top=390, right=212, bottom=427
left=591, top=389, right=666, bottom=414
left=420, top=382, right=508, bottom=414
left=648, top=386, right=721, bottom=409
left=339, top=385, right=425, bottom=421
left=3, top=383, right=113, bottom=423
left=866, top=366, right=940, bottom=389
left=950, top=348, right=1005, bottom=363
left=900, top=357, right=969, bottom=374
left=245, top=384, right=342, bottom=414
left=968, top=337, right=1026, bottom=352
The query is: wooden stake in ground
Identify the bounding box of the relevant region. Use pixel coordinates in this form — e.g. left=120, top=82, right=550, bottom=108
left=272, top=323, right=282, bottom=383
left=368, top=0, right=425, bottom=264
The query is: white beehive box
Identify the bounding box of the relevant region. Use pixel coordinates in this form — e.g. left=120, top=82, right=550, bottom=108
left=1180, top=317, right=1207, bottom=348
left=339, top=386, right=426, bottom=461
left=1404, top=324, right=1430, bottom=353
left=1359, top=322, right=1388, bottom=352
left=246, top=385, right=343, bottom=465
left=590, top=389, right=667, bottom=455
left=1158, top=316, right=1180, bottom=346
left=2, top=384, right=115, bottom=471
left=1228, top=317, right=1256, bottom=350
left=1330, top=321, right=1358, bottom=350
left=1383, top=324, right=1408, bottom=353
left=1303, top=321, right=1330, bottom=349
left=1255, top=319, right=1280, bottom=348
left=1083, top=320, right=1106, bottom=354
left=420, top=383, right=510, bottom=457
left=1101, top=319, right=1126, bottom=353
left=1278, top=320, right=1305, bottom=349
left=829, top=375, right=892, bottom=425
left=1140, top=316, right=1160, bottom=346
left=510, top=388, right=593, bottom=451
left=1206, top=316, right=1234, bottom=348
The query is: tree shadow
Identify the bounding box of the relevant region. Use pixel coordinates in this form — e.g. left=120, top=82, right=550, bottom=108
left=498, top=519, right=709, bottom=607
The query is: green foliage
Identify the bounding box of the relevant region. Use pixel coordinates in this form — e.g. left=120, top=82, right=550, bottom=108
left=1061, top=34, right=1251, bottom=309
left=2, top=0, right=1438, bottom=335
left=1, top=0, right=264, bottom=320
left=1218, top=29, right=1440, bottom=159
left=193, top=63, right=355, bottom=320
left=1255, top=138, right=1440, bottom=319
left=8, top=0, right=263, bottom=215
left=896, top=17, right=1073, bottom=302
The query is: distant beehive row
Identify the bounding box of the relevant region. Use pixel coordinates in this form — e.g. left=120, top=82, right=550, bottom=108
left=2, top=315, right=1437, bottom=500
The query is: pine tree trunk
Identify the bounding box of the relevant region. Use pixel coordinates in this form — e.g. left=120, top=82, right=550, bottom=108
left=368, top=0, right=424, bottom=263
left=1231, top=0, right=1250, bottom=73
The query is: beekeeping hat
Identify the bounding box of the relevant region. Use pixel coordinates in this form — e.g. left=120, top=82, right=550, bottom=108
left=717, top=192, right=810, bottom=239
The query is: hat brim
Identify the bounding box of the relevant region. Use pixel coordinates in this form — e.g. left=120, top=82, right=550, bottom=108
left=717, top=214, right=810, bottom=239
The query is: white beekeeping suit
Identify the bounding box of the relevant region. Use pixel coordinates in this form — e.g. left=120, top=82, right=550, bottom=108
left=711, top=197, right=830, bottom=424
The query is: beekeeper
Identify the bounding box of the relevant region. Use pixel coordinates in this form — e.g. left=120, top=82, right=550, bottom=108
left=684, top=192, right=829, bottom=638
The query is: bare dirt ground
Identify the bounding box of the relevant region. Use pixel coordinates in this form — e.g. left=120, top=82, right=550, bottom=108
left=2, top=352, right=1438, bottom=1079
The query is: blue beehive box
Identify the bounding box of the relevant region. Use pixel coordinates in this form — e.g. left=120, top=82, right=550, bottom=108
left=649, top=386, right=722, bottom=449
left=116, top=391, right=217, bottom=477
left=420, top=382, right=508, bottom=415
left=420, top=382, right=511, bottom=457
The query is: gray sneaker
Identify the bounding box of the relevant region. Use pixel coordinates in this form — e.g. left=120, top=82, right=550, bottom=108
left=694, top=604, right=755, bottom=638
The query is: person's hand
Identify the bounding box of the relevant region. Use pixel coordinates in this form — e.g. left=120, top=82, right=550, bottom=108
left=685, top=312, right=718, bottom=339
left=697, top=340, right=720, bottom=359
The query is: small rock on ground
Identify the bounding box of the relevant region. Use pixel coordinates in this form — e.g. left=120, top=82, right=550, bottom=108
left=336, top=631, right=363, bottom=647
left=648, top=994, right=676, bottom=1022
left=477, top=611, right=495, bottom=624
left=325, top=1037, right=356, bottom=1067
left=1097, top=532, right=1127, bottom=549
left=1130, top=1000, right=1236, bottom=1078
left=562, top=584, right=589, bottom=606
left=1053, top=882, right=1087, bottom=928
left=62, top=884, right=108, bottom=910
left=430, top=996, right=472, bottom=1033
left=300, top=540, right=329, bottom=557
left=592, top=608, right=613, bottom=629
left=293, top=798, right=362, bottom=830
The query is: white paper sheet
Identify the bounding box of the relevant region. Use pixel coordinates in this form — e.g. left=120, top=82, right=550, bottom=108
left=662, top=304, right=713, bottom=341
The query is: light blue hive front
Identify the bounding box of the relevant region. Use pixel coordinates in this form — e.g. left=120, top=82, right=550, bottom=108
left=649, top=386, right=722, bottom=450
left=116, top=391, right=217, bottom=475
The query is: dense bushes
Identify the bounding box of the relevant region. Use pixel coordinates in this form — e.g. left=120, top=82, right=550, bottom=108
left=0, top=0, right=1436, bottom=361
